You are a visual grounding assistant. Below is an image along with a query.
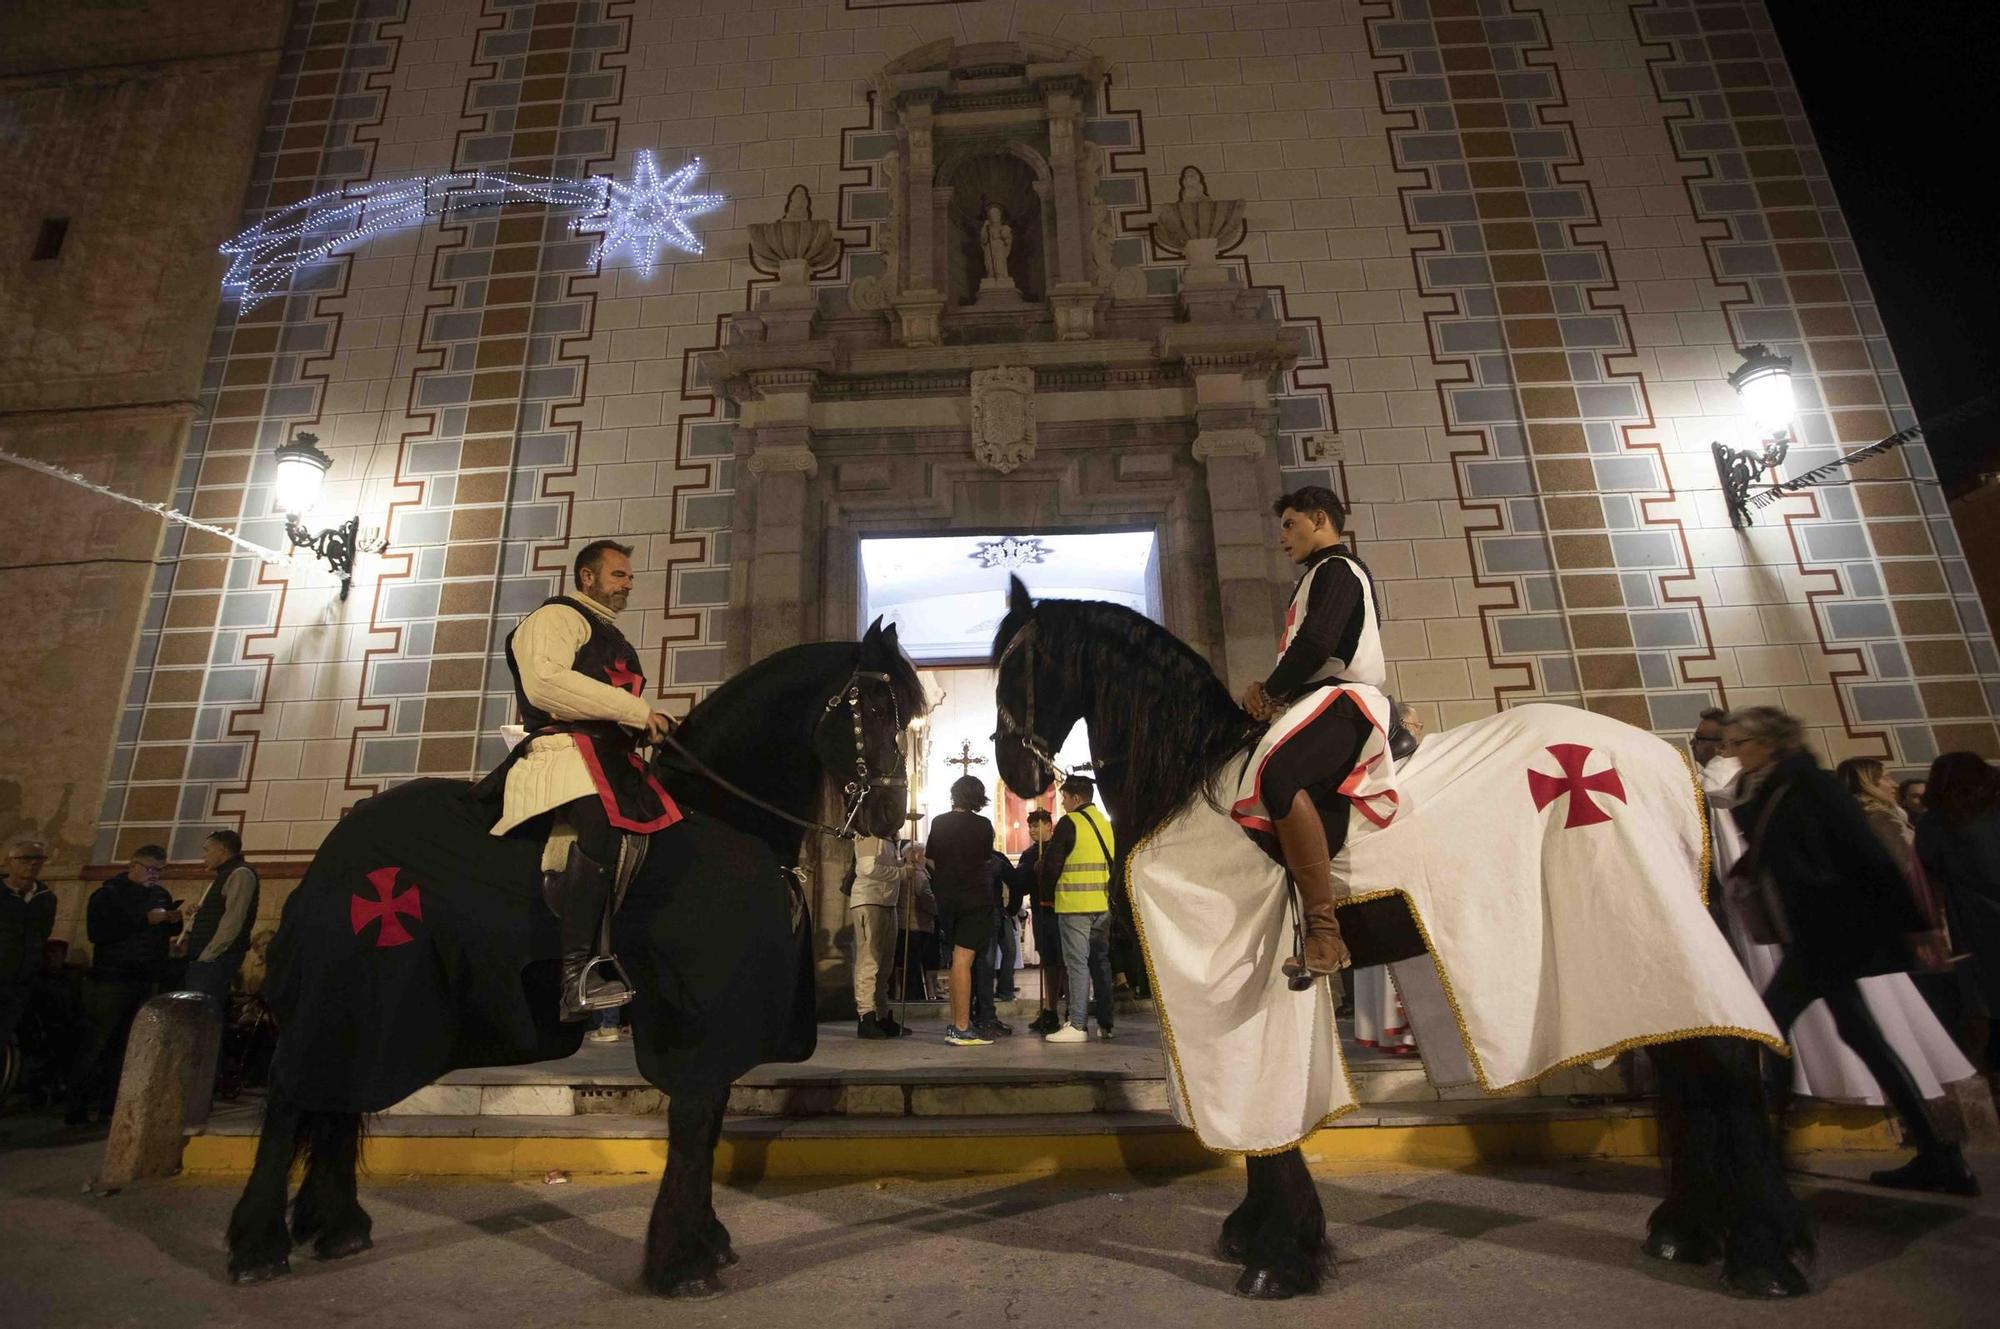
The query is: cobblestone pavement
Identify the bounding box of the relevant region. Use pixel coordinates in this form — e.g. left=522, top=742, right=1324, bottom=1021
left=0, top=1120, right=1993, bottom=1328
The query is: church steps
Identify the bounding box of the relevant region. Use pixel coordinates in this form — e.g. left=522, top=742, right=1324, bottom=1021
left=180, top=1098, right=1901, bottom=1179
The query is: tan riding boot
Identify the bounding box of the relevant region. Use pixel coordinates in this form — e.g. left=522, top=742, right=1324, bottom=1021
left=1273, top=793, right=1351, bottom=981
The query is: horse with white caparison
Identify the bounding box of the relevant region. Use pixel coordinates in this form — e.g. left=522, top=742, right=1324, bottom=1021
left=990, top=578, right=1812, bottom=1300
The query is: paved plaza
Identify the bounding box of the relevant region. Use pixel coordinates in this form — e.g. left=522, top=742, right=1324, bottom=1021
left=0, top=1118, right=1993, bottom=1328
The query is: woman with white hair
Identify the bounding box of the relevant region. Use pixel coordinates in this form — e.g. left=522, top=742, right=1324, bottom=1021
left=1725, top=706, right=1977, bottom=1196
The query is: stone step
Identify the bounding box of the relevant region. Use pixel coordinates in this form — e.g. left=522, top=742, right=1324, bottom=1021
left=208, top=1096, right=1652, bottom=1140
left=183, top=1097, right=1900, bottom=1179
left=378, top=1029, right=1635, bottom=1120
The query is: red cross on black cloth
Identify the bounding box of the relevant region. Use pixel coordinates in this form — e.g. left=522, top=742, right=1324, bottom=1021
left=351, top=865, right=424, bottom=947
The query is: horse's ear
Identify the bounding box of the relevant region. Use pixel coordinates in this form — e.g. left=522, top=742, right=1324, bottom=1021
left=862, top=615, right=884, bottom=647
left=882, top=621, right=900, bottom=648
left=1007, top=575, right=1034, bottom=618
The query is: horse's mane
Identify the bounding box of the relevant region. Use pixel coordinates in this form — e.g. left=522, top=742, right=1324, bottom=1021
left=1000, top=598, right=1261, bottom=842
left=674, top=637, right=927, bottom=750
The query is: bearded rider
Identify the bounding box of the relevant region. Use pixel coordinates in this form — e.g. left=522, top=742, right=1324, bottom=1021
left=484, top=539, right=681, bottom=1021
left=1235, top=486, right=1402, bottom=983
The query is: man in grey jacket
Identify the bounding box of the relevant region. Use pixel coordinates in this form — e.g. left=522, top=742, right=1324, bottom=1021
left=178, top=829, right=260, bottom=1008
left=848, top=835, right=909, bottom=1039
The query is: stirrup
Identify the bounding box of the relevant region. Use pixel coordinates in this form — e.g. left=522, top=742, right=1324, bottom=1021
left=1281, top=956, right=1324, bottom=991
left=569, top=954, right=635, bottom=1011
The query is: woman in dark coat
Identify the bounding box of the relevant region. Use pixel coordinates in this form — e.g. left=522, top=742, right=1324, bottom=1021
left=1913, top=751, right=2000, bottom=1069
left=1726, top=706, right=1977, bottom=1196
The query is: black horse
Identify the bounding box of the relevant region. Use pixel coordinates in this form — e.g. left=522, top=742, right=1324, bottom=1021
left=989, top=579, right=1812, bottom=1300
left=226, top=622, right=924, bottom=1296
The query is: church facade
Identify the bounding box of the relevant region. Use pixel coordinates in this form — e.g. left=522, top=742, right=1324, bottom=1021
left=3, top=0, right=1994, bottom=966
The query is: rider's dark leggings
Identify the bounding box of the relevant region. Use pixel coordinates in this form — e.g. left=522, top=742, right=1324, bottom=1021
left=565, top=795, right=621, bottom=865
left=559, top=796, right=620, bottom=955
left=1258, top=691, right=1370, bottom=844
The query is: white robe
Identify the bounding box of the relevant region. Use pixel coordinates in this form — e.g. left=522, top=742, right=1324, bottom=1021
left=1352, top=966, right=1416, bottom=1051
left=1701, top=756, right=1974, bottom=1104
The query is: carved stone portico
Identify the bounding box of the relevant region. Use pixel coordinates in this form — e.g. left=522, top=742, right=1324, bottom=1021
left=702, top=37, right=1304, bottom=1006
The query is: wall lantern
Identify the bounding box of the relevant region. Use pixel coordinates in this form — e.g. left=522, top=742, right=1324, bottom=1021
left=1712, top=344, right=1796, bottom=529
left=274, top=431, right=380, bottom=598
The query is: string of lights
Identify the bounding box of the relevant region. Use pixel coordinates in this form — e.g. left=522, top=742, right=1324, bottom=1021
left=218, top=152, right=724, bottom=307
left=0, top=444, right=300, bottom=567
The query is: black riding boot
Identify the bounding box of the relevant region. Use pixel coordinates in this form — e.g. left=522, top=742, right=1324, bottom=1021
left=543, top=845, right=633, bottom=1022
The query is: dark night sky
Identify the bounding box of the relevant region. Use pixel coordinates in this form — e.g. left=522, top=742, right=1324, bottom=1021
left=1764, top=0, right=2000, bottom=496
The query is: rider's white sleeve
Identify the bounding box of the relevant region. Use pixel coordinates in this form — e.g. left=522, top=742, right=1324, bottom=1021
left=514, top=603, right=654, bottom=728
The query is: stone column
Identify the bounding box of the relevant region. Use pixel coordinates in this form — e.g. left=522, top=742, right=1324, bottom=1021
left=1042, top=84, right=1087, bottom=287
left=1191, top=393, right=1289, bottom=693
left=737, top=367, right=821, bottom=660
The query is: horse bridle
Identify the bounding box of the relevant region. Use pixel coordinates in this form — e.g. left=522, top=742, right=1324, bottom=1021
left=817, top=665, right=909, bottom=837
left=994, top=619, right=1065, bottom=783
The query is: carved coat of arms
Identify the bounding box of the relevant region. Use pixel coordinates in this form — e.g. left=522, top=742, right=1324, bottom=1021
left=970, top=366, right=1036, bottom=474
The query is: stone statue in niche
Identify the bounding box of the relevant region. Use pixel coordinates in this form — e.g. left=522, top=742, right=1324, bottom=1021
left=970, top=366, right=1036, bottom=473
left=978, top=202, right=1018, bottom=297
left=1179, top=165, right=1208, bottom=201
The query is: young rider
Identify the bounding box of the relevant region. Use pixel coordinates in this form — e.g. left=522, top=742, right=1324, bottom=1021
left=1236, top=486, right=1400, bottom=983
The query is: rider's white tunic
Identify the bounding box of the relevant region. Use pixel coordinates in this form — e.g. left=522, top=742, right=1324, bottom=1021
left=1130, top=704, right=1784, bottom=1154
left=1229, top=552, right=1399, bottom=833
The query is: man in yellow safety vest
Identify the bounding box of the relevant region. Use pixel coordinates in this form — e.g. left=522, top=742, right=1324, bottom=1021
left=1039, top=775, right=1116, bottom=1043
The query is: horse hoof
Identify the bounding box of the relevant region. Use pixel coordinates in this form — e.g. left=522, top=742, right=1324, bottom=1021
left=715, top=1246, right=740, bottom=1269
left=1234, top=1267, right=1302, bottom=1300
left=230, top=1258, right=292, bottom=1286
left=665, top=1275, right=724, bottom=1300
left=315, top=1232, right=373, bottom=1262
left=1723, top=1258, right=1811, bottom=1299
left=1642, top=1225, right=1719, bottom=1266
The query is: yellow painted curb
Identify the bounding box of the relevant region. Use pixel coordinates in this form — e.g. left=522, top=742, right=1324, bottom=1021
left=177, top=1109, right=1899, bottom=1179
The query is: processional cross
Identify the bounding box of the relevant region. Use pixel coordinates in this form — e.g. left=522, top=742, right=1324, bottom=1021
left=946, top=739, right=987, bottom=776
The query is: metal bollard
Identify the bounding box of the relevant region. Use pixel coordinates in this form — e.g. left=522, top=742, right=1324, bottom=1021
left=99, top=992, right=222, bottom=1188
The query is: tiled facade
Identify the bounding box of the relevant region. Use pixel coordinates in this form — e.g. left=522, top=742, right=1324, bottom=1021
left=7, top=1, right=1994, bottom=944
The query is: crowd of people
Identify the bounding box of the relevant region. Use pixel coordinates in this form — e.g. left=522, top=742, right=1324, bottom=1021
left=844, top=773, right=1143, bottom=1047
left=0, top=831, right=262, bottom=1123
left=1695, top=706, right=1997, bottom=1196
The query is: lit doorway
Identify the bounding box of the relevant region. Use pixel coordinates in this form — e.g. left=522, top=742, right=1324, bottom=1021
left=858, top=530, right=1161, bottom=843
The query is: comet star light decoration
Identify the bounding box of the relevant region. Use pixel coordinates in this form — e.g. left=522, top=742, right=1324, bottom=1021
left=575, top=151, right=726, bottom=276
left=216, top=153, right=723, bottom=307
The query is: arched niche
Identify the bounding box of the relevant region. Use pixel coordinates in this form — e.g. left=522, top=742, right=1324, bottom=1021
left=939, top=146, right=1049, bottom=305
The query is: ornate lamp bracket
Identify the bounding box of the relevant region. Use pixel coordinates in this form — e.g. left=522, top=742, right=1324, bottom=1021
left=285, top=514, right=365, bottom=598
left=1713, top=436, right=1789, bottom=530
